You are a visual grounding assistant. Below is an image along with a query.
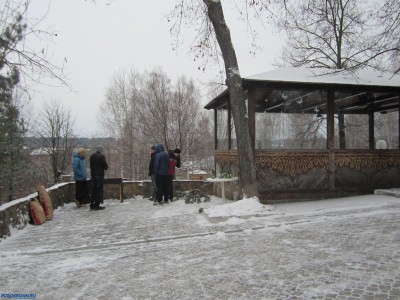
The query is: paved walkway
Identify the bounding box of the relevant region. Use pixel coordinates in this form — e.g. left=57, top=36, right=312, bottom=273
left=0, top=195, right=400, bottom=300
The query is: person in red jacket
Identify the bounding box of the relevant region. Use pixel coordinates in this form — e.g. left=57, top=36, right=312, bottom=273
left=167, top=148, right=181, bottom=202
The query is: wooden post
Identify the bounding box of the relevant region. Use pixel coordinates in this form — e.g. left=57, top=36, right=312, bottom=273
left=228, top=100, right=232, bottom=150
left=120, top=179, right=123, bottom=203
left=327, top=90, right=335, bottom=190
left=368, top=110, right=375, bottom=149
left=248, top=88, right=256, bottom=150
left=338, top=113, right=346, bottom=149
left=214, top=108, right=218, bottom=150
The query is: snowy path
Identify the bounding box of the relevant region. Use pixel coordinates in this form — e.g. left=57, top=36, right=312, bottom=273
left=1, top=195, right=400, bottom=299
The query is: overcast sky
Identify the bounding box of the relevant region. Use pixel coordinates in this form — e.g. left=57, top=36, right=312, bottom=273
left=26, top=0, right=282, bottom=137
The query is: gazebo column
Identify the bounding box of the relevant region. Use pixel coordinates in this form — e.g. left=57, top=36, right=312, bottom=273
left=228, top=100, right=232, bottom=149
left=214, top=108, right=218, bottom=150
left=327, top=90, right=335, bottom=190
left=368, top=110, right=375, bottom=149
left=248, top=88, right=256, bottom=150
left=398, top=95, right=400, bottom=149
left=338, top=114, right=346, bottom=149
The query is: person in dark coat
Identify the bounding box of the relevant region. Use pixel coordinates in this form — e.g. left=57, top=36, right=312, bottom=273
left=174, top=148, right=181, bottom=168
left=167, top=148, right=181, bottom=201
left=89, top=146, right=108, bottom=210
left=148, top=145, right=157, bottom=201
left=152, top=143, right=169, bottom=205
left=72, top=148, right=88, bottom=208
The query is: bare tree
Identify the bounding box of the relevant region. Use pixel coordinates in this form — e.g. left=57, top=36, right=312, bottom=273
left=31, top=100, right=77, bottom=184
left=137, top=70, right=212, bottom=179
left=188, top=111, right=214, bottom=174
left=137, top=69, right=173, bottom=148
left=272, top=0, right=399, bottom=74
left=100, top=68, right=172, bottom=179
left=100, top=67, right=211, bottom=179
left=100, top=69, right=140, bottom=179
left=376, top=0, right=400, bottom=73
left=169, top=1, right=261, bottom=198
left=272, top=0, right=378, bottom=69
left=2, top=0, right=68, bottom=87
left=169, top=76, right=203, bottom=150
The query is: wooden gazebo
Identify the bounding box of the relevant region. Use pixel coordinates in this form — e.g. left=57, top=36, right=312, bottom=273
left=204, top=67, right=400, bottom=203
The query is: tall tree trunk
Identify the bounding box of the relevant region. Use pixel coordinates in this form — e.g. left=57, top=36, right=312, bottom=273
left=203, top=0, right=259, bottom=199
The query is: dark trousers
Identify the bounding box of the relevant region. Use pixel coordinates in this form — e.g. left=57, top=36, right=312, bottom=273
left=167, top=175, right=173, bottom=200
left=91, top=176, right=104, bottom=207
left=75, top=181, right=88, bottom=203
left=151, top=174, right=157, bottom=199
left=156, top=175, right=169, bottom=203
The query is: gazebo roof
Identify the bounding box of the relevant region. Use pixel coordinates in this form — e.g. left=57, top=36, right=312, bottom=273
left=246, top=67, right=400, bottom=87
left=204, top=67, right=400, bottom=114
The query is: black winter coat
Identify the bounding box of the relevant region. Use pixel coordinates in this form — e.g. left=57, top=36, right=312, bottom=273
left=90, top=151, right=108, bottom=177
left=148, top=152, right=156, bottom=176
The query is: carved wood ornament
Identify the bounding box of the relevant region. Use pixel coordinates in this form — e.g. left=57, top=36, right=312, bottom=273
left=216, top=151, right=400, bottom=177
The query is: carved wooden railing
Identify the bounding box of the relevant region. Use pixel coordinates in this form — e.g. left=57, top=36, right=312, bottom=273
left=215, top=150, right=400, bottom=177
left=335, top=151, right=400, bottom=175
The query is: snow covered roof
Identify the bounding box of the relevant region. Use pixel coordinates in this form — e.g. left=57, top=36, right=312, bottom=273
left=205, top=67, right=400, bottom=114
left=245, top=67, right=400, bottom=88
left=30, top=148, right=50, bottom=155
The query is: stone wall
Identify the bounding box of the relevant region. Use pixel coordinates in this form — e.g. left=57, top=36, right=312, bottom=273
left=141, top=180, right=212, bottom=199
left=0, top=183, right=72, bottom=239
left=0, top=197, right=31, bottom=239
left=0, top=180, right=213, bottom=239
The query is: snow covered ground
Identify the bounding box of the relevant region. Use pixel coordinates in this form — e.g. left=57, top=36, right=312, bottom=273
left=1, top=194, right=400, bottom=299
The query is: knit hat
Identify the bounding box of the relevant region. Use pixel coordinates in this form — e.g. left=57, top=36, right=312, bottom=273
left=174, top=148, right=181, bottom=154
left=77, top=148, right=86, bottom=154
left=96, top=146, right=103, bottom=153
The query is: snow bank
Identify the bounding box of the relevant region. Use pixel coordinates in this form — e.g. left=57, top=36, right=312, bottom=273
left=203, top=197, right=276, bottom=223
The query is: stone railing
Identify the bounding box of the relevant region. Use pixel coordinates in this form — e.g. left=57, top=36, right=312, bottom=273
left=0, top=179, right=212, bottom=240
left=0, top=182, right=73, bottom=240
